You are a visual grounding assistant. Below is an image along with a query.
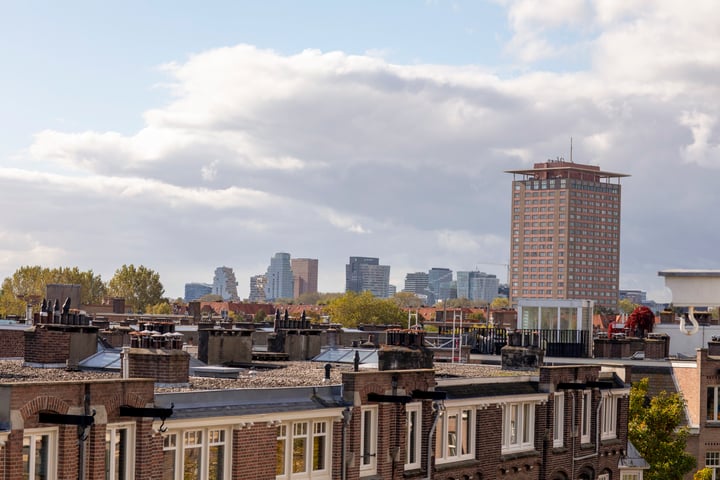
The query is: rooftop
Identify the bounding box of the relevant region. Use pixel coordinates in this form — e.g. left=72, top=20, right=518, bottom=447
left=0, top=359, right=530, bottom=392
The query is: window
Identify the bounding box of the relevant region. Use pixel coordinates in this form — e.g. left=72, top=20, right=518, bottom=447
left=405, top=403, right=422, bottom=470
left=581, top=391, right=592, bottom=444
left=708, top=387, right=720, bottom=421
left=707, top=451, right=720, bottom=480
left=276, top=420, right=330, bottom=479
left=23, top=429, right=56, bottom=480
left=601, top=393, right=618, bottom=440
left=436, top=406, right=474, bottom=463
left=502, top=401, right=534, bottom=454
left=553, top=393, right=564, bottom=448
left=597, top=474, right=610, bottom=480
left=163, top=428, right=228, bottom=480
left=360, top=406, right=378, bottom=474
left=621, top=473, right=639, bottom=480
left=106, top=423, right=134, bottom=480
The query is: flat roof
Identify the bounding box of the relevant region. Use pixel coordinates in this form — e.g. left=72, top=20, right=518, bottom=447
left=659, top=269, right=720, bottom=277
left=505, top=164, right=629, bottom=179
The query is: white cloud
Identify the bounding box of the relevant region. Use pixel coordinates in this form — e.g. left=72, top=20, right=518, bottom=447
left=3, top=2, right=720, bottom=300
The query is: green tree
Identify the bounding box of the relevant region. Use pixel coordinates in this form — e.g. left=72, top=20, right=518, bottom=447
left=0, top=265, right=106, bottom=317
left=695, top=468, right=713, bottom=480
left=391, top=291, right=423, bottom=308
left=146, top=301, right=172, bottom=315
left=107, top=264, right=164, bottom=314
left=629, top=378, right=696, bottom=480
left=490, top=297, right=510, bottom=309
left=325, top=291, right=407, bottom=327
left=619, top=298, right=638, bottom=315
left=254, top=310, right=267, bottom=323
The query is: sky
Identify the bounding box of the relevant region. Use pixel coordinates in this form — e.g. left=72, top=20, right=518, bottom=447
left=1, top=0, right=719, bottom=302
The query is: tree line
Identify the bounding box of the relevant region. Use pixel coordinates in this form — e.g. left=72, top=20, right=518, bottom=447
left=0, top=264, right=164, bottom=316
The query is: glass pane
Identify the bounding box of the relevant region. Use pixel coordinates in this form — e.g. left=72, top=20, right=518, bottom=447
left=276, top=437, right=286, bottom=475
left=709, top=388, right=717, bottom=421
left=313, top=434, right=325, bottom=471
left=114, top=429, right=127, bottom=480
left=510, top=405, right=518, bottom=444
left=362, top=411, right=372, bottom=465
left=461, top=410, right=471, bottom=455
left=292, top=437, right=306, bottom=473
left=447, top=413, right=458, bottom=457
left=208, top=445, right=224, bottom=480
left=161, top=450, right=175, bottom=480
left=407, top=411, right=417, bottom=464
left=183, top=447, right=201, bottom=479
left=523, top=404, right=532, bottom=443
left=22, top=436, right=31, bottom=478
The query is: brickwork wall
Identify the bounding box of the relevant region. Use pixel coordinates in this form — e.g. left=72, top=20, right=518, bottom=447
left=0, top=329, right=24, bottom=358
left=232, top=425, right=277, bottom=480
left=125, top=348, right=190, bottom=384
left=0, top=379, right=154, bottom=480
left=23, top=327, right=70, bottom=364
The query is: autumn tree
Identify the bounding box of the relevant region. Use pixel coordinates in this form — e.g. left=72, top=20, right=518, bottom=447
left=325, top=291, right=407, bottom=327
left=626, top=306, right=655, bottom=337
left=146, top=301, right=172, bottom=315
left=490, top=297, right=510, bottom=309
left=0, top=265, right=106, bottom=316
left=629, top=377, right=696, bottom=480
left=391, top=291, right=423, bottom=308
left=619, top=298, right=638, bottom=315
left=695, top=468, right=713, bottom=480
left=107, top=264, right=164, bottom=314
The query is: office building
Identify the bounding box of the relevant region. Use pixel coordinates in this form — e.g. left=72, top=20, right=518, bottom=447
left=212, top=266, right=239, bottom=301
left=345, top=256, right=391, bottom=298
left=291, top=258, right=319, bottom=298
left=456, top=271, right=499, bottom=303
left=248, top=274, right=267, bottom=302
left=428, top=267, right=455, bottom=304
left=506, top=160, right=628, bottom=309
left=184, top=282, right=212, bottom=302
left=265, top=252, right=294, bottom=301
left=404, top=272, right=429, bottom=295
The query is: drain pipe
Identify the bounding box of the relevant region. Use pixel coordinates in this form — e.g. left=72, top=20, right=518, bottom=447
left=426, top=400, right=445, bottom=480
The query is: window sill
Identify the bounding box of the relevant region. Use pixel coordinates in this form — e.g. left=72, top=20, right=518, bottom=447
left=601, top=437, right=622, bottom=446
left=434, top=459, right=480, bottom=472
left=500, top=450, right=540, bottom=462
left=552, top=446, right=568, bottom=454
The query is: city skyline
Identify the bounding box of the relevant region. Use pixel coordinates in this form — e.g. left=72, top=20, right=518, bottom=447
left=2, top=2, right=719, bottom=302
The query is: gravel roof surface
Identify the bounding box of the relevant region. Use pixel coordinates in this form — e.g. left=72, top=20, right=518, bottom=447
left=0, top=359, right=533, bottom=392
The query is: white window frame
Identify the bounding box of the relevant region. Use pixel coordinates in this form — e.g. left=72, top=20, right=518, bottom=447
left=708, top=451, right=720, bottom=480
left=597, top=474, right=610, bottom=480
left=601, top=393, right=618, bottom=440
left=22, top=428, right=57, bottom=480
left=435, top=405, right=475, bottom=463
left=580, top=390, right=592, bottom=444
left=276, top=419, right=331, bottom=480
left=162, top=427, right=229, bottom=480
left=106, top=422, right=135, bottom=480
left=502, top=401, right=535, bottom=454
left=553, top=392, right=564, bottom=448
left=405, top=403, right=422, bottom=470
left=360, top=406, right=378, bottom=475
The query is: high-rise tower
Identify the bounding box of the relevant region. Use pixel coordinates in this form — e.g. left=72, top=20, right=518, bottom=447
left=265, top=252, right=294, bottom=301
left=506, top=160, right=628, bottom=309
left=291, top=258, right=319, bottom=298
left=212, top=267, right=239, bottom=301
left=345, top=256, right=390, bottom=298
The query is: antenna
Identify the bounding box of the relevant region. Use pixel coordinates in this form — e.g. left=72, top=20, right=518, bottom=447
left=570, top=137, right=573, bottom=163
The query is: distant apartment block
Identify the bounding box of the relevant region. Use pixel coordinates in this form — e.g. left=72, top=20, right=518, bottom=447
left=265, top=252, right=294, bottom=301
left=248, top=274, right=267, bottom=302
left=184, top=282, right=212, bottom=302
left=456, top=271, right=499, bottom=303
left=345, top=256, right=391, bottom=298
left=506, top=160, right=628, bottom=309
left=291, top=258, right=318, bottom=298
left=213, top=266, right=239, bottom=301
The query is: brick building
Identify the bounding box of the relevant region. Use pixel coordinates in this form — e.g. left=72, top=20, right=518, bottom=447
left=0, top=350, right=638, bottom=479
